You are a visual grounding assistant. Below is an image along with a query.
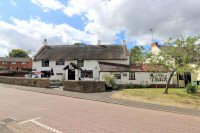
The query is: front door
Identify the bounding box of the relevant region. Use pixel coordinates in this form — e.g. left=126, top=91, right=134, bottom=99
left=68, top=69, right=75, bottom=80
left=184, top=72, right=191, bottom=86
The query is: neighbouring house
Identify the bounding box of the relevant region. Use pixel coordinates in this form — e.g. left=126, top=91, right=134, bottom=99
left=0, top=57, right=32, bottom=72
left=151, top=42, right=200, bottom=87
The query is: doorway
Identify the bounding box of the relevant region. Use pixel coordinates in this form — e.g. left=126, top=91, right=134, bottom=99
left=68, top=69, right=75, bottom=80
left=184, top=72, right=191, bottom=86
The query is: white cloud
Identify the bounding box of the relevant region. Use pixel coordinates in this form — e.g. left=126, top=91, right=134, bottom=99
left=62, top=0, right=200, bottom=45
left=0, top=17, right=96, bottom=57
left=31, top=0, right=64, bottom=12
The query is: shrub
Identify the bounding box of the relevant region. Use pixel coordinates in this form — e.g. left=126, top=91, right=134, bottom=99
left=126, top=83, right=134, bottom=89
left=185, top=83, right=198, bottom=94
left=102, top=74, right=116, bottom=89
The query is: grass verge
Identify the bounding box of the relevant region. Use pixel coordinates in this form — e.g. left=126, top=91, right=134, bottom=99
left=112, top=88, right=200, bottom=109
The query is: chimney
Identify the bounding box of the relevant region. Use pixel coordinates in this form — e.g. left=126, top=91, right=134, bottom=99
left=43, top=39, right=47, bottom=45
left=97, top=40, right=101, bottom=45
left=151, top=42, right=158, bottom=47
left=123, top=40, right=126, bottom=46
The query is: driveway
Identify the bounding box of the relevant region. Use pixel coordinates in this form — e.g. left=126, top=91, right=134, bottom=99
left=0, top=85, right=200, bottom=133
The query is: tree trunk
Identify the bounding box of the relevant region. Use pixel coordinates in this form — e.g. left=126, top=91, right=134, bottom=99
left=164, top=70, right=175, bottom=94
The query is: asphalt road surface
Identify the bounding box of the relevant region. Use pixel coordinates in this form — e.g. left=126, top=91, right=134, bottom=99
left=0, top=85, right=200, bottom=133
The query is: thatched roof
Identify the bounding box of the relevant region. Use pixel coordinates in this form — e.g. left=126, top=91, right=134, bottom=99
left=34, top=45, right=129, bottom=61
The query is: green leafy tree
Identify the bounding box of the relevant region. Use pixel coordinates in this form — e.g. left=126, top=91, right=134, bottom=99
left=146, top=36, right=200, bottom=94
left=130, top=46, right=144, bottom=64
left=9, top=49, right=29, bottom=58
left=73, top=42, right=86, bottom=46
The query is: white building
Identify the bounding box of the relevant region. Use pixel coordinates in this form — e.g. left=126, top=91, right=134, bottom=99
left=33, top=41, right=176, bottom=87
left=99, top=62, right=174, bottom=87
left=33, top=41, right=129, bottom=81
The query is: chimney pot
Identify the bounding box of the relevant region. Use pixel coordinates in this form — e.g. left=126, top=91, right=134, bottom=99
left=43, top=39, right=47, bottom=45
left=123, top=40, right=126, bottom=45
left=97, top=40, right=101, bottom=45
left=151, top=42, right=158, bottom=47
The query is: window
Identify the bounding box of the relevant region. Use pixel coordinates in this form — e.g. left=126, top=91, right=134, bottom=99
left=179, top=74, right=184, bottom=80
left=56, top=60, right=65, bottom=65
left=129, top=72, right=135, bottom=80
left=2, top=62, right=7, bottom=64
left=17, top=67, right=21, bottom=71
left=77, top=60, right=84, bottom=67
left=42, top=60, right=49, bottom=67
left=12, top=62, right=16, bottom=64
left=81, top=70, right=93, bottom=78
left=114, top=73, right=121, bottom=79
left=56, top=73, right=63, bottom=75
left=123, top=72, right=127, bottom=76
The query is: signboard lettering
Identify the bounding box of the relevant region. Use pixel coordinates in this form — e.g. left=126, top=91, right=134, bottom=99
left=150, top=73, right=168, bottom=82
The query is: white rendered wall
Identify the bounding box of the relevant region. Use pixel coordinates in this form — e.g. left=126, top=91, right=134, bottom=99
left=100, top=72, right=174, bottom=85
left=32, top=59, right=129, bottom=80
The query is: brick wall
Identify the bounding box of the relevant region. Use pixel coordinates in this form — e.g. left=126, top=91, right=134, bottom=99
left=63, top=81, right=106, bottom=93
left=0, top=59, right=32, bottom=71
left=0, top=76, right=49, bottom=88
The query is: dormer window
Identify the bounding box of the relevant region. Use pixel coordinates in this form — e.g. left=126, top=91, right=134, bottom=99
left=77, top=60, right=84, bottom=67
left=42, top=60, right=49, bottom=67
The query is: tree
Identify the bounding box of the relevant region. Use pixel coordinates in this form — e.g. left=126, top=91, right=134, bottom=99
left=9, top=49, right=29, bottom=58
left=146, top=36, right=200, bottom=94
left=73, top=42, right=86, bottom=46
left=130, top=46, right=144, bottom=64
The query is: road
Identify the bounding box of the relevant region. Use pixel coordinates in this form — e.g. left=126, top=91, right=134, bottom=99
left=0, top=85, right=199, bottom=133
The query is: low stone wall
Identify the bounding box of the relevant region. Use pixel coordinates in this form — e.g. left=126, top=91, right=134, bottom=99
left=0, top=76, right=49, bottom=88
left=63, top=81, right=106, bottom=93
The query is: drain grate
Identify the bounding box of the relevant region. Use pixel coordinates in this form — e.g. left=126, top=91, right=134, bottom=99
left=1, top=118, right=16, bottom=124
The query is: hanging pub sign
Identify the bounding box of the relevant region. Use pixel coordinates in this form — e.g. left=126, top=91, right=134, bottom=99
left=150, top=73, right=168, bottom=82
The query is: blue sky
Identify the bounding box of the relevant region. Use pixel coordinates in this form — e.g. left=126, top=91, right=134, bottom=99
left=0, top=0, right=85, bottom=29
left=0, top=0, right=199, bottom=56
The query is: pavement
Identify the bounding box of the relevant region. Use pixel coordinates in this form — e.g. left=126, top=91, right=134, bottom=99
left=0, top=121, right=20, bottom=133
left=0, top=83, right=199, bottom=117
left=0, top=84, right=200, bottom=133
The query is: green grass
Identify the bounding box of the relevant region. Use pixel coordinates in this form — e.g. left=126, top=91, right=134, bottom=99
left=112, top=88, right=200, bottom=109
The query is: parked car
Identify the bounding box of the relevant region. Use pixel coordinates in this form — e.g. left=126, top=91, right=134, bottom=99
left=24, top=74, right=32, bottom=78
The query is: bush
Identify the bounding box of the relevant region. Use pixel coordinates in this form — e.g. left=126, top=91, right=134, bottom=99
left=126, top=83, right=134, bottom=88
left=102, top=74, right=116, bottom=89
left=185, top=83, right=198, bottom=94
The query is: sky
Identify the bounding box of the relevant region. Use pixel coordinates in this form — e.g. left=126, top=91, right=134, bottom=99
left=0, top=0, right=200, bottom=57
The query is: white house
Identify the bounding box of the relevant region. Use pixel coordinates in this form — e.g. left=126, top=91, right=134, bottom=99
left=33, top=40, right=129, bottom=81
left=33, top=41, right=176, bottom=87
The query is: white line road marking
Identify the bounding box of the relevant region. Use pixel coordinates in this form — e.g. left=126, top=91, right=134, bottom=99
left=18, top=117, right=41, bottom=125
left=31, top=120, right=63, bottom=133
left=18, top=117, right=63, bottom=133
